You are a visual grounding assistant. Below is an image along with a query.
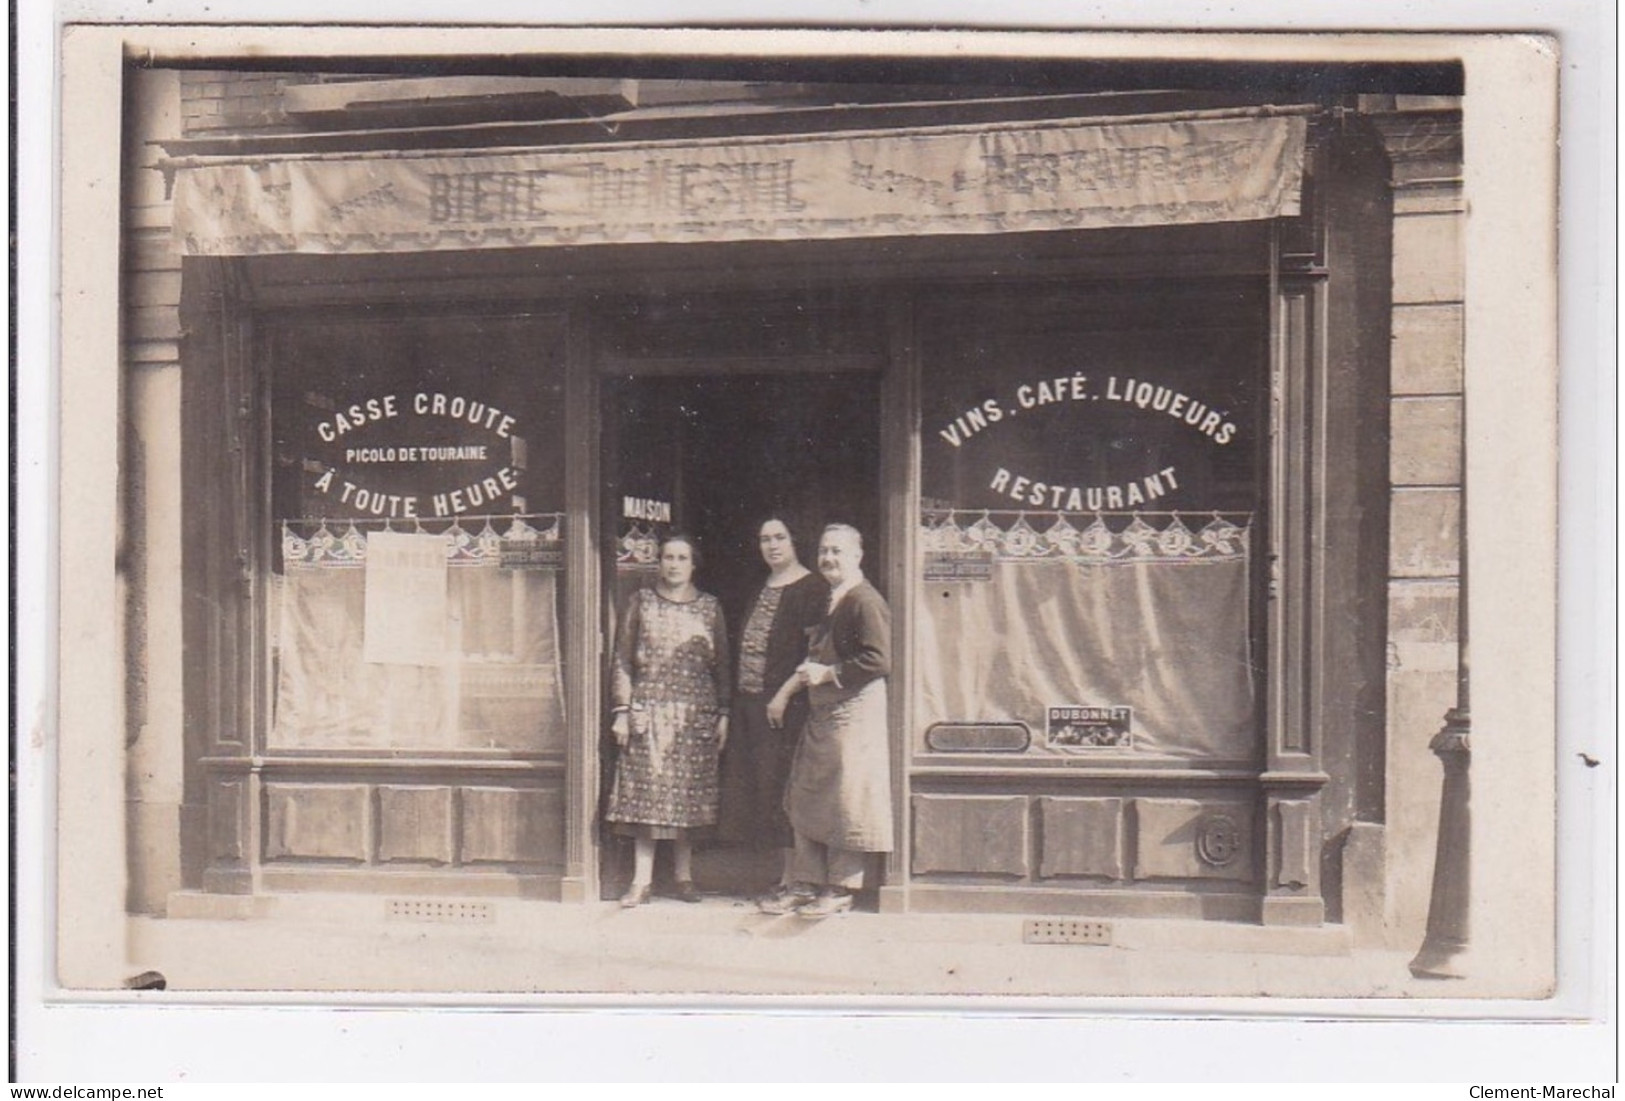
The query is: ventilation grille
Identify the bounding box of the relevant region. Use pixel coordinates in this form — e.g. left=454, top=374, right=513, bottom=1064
left=1022, top=918, right=1112, bottom=945
left=386, top=898, right=495, bottom=924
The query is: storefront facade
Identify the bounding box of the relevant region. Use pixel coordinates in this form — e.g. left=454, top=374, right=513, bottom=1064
left=120, top=63, right=1466, bottom=942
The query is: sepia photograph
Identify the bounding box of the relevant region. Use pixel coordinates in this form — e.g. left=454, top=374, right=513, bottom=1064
left=22, top=10, right=1605, bottom=1082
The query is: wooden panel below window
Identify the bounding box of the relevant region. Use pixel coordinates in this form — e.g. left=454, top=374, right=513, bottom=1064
left=377, top=785, right=456, bottom=865
left=460, top=786, right=564, bottom=866
left=263, top=782, right=369, bottom=862
left=1037, top=797, right=1125, bottom=881
left=1133, top=798, right=1254, bottom=883
left=911, top=794, right=1029, bottom=878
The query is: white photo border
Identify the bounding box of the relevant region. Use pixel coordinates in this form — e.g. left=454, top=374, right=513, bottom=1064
left=16, top=1, right=1615, bottom=1083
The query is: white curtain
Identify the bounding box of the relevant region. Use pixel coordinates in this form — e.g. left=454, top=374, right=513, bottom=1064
left=271, top=521, right=567, bottom=753
left=915, top=513, right=1255, bottom=759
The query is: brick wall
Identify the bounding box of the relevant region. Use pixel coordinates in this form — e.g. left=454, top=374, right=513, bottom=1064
left=179, top=70, right=303, bottom=134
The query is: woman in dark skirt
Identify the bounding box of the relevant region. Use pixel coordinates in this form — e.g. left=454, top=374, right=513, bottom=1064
left=716, top=518, right=829, bottom=901
left=605, top=533, right=731, bottom=907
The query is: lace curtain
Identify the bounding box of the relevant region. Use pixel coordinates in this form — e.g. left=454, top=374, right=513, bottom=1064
left=916, top=512, right=1255, bottom=759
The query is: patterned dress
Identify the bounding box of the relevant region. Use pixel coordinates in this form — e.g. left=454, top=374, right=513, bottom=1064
left=736, top=586, right=783, bottom=697
left=606, top=587, right=731, bottom=838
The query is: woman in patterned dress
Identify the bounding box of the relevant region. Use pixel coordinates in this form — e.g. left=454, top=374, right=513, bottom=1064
left=716, top=518, right=829, bottom=899
left=606, top=534, right=731, bottom=907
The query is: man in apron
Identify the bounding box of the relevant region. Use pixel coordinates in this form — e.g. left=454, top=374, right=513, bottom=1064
left=763, top=523, right=894, bottom=919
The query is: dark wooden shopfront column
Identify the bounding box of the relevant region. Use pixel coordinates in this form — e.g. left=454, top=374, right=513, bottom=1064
left=1264, top=237, right=1332, bottom=925
left=1263, top=119, right=1395, bottom=925
left=878, top=290, right=919, bottom=912
left=561, top=304, right=601, bottom=902
left=179, top=256, right=266, bottom=895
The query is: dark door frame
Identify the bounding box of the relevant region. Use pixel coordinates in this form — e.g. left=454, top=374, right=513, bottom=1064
left=584, top=339, right=893, bottom=902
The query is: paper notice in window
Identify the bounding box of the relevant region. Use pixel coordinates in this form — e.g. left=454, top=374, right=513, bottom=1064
left=363, top=531, right=449, bottom=665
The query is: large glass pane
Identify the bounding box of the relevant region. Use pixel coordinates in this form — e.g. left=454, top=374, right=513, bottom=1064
left=916, top=283, right=1265, bottom=761
left=267, top=314, right=568, bottom=754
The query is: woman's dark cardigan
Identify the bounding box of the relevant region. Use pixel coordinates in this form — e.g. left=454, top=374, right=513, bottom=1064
left=739, top=570, right=830, bottom=729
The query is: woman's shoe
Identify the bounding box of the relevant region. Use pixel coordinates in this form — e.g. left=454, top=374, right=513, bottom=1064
left=673, top=880, right=703, bottom=904
left=619, top=883, right=652, bottom=908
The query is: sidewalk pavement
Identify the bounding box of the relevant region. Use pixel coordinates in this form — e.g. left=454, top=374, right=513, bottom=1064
left=116, top=890, right=1480, bottom=1002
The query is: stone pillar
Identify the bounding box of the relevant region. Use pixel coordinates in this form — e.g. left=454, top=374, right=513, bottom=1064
left=124, top=69, right=193, bottom=912
left=1368, top=100, right=1467, bottom=954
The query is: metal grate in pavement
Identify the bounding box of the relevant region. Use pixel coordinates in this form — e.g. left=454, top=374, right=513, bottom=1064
left=386, top=898, right=495, bottom=924
left=1022, top=918, right=1113, bottom=945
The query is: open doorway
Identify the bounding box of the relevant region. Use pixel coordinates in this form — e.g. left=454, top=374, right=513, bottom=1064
left=599, top=370, right=883, bottom=899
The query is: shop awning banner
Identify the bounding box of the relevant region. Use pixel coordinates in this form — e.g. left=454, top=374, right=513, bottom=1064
left=170, top=112, right=1307, bottom=255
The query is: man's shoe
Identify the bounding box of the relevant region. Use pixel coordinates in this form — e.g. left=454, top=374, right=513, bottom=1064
left=756, top=884, right=816, bottom=915
left=796, top=889, right=854, bottom=919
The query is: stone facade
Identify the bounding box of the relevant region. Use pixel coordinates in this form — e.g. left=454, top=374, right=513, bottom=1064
left=124, top=68, right=189, bottom=913
left=122, top=74, right=1468, bottom=952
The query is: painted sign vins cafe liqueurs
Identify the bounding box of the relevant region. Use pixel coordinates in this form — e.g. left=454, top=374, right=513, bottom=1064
left=306, top=389, right=525, bottom=519
left=937, top=371, right=1238, bottom=513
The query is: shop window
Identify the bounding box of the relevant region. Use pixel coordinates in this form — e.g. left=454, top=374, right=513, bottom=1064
left=267, top=314, right=568, bottom=754
left=916, top=283, right=1266, bottom=761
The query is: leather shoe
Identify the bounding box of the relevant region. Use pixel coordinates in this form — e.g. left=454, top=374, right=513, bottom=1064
left=619, top=883, right=652, bottom=908
left=673, top=880, right=703, bottom=904
left=756, top=883, right=817, bottom=915
left=796, top=889, right=854, bottom=919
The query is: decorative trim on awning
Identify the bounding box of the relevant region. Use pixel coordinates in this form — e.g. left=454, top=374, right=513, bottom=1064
left=169, top=107, right=1309, bottom=256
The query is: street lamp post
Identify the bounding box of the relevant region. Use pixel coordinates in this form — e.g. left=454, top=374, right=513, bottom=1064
left=1409, top=455, right=1470, bottom=979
